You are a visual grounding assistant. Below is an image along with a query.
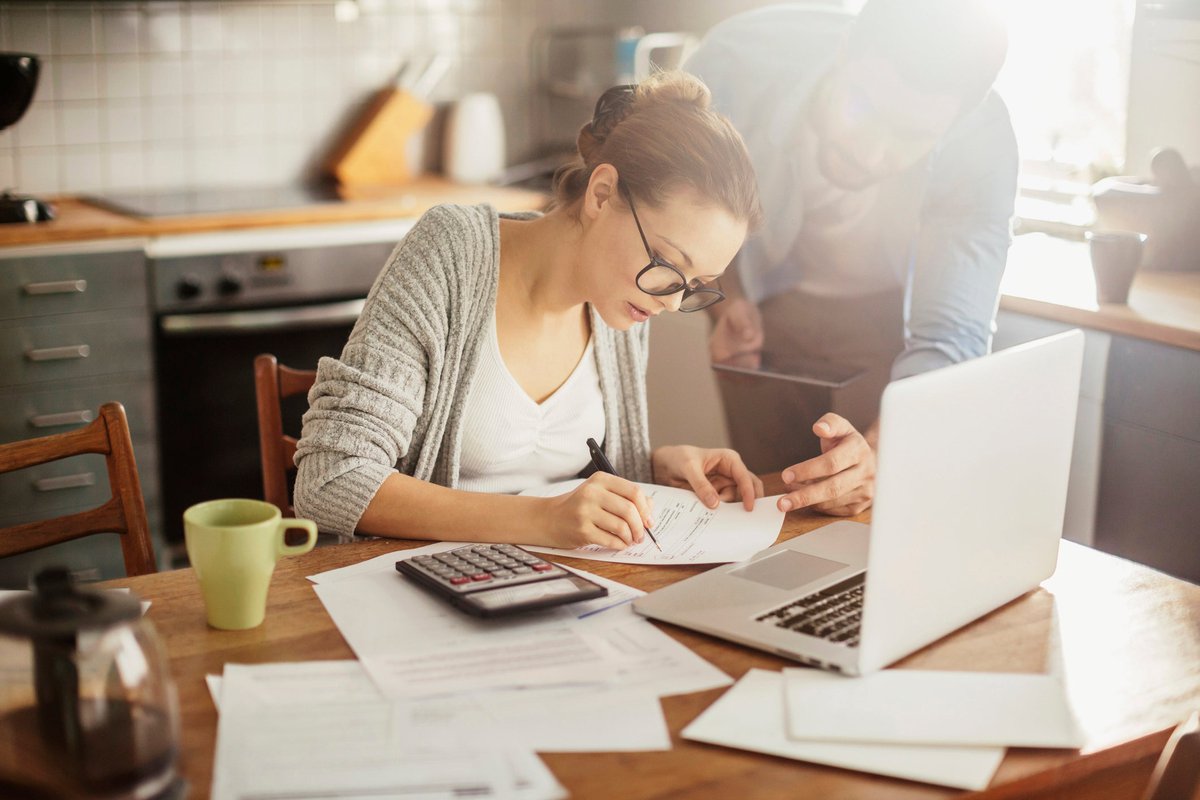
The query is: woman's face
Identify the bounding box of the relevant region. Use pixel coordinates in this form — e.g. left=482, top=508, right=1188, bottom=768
left=579, top=168, right=748, bottom=331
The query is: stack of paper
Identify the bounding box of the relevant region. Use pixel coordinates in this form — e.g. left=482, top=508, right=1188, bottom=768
left=210, top=661, right=566, bottom=800
left=308, top=542, right=733, bottom=702
left=683, top=667, right=1085, bottom=791
left=210, top=548, right=736, bottom=798
left=519, top=479, right=786, bottom=564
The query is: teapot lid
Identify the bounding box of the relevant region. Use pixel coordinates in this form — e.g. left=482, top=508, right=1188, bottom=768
left=0, top=567, right=140, bottom=640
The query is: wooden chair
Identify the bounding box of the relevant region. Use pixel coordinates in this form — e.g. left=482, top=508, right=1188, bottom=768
left=0, top=402, right=156, bottom=577
left=1144, top=711, right=1200, bottom=800
left=254, top=354, right=317, bottom=517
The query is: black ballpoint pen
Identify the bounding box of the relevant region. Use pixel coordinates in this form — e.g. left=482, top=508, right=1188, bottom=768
left=586, top=437, right=662, bottom=552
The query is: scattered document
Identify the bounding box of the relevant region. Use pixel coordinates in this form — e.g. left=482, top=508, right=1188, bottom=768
left=362, top=628, right=611, bottom=698
left=211, top=661, right=565, bottom=800
left=520, top=479, right=786, bottom=564
left=683, top=670, right=1005, bottom=791
left=311, top=552, right=730, bottom=701
left=207, top=660, right=671, bottom=755
left=783, top=668, right=1086, bottom=748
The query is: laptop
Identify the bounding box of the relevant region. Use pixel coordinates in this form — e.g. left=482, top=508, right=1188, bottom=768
left=634, top=330, right=1085, bottom=676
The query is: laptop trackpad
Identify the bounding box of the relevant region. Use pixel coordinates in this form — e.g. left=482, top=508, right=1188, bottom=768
left=730, top=549, right=848, bottom=591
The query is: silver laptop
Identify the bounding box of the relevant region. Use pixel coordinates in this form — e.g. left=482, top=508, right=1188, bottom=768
left=634, top=330, right=1085, bottom=676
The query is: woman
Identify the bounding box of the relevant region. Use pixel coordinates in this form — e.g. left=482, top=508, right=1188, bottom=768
left=294, top=71, right=764, bottom=550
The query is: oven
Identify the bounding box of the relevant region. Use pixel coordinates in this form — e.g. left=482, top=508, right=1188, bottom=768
left=147, top=220, right=414, bottom=551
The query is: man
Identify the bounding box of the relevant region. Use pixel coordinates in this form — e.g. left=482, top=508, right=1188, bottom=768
left=685, top=0, right=1017, bottom=517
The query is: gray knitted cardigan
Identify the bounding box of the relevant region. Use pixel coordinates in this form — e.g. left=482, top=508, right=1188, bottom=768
left=293, top=203, right=654, bottom=538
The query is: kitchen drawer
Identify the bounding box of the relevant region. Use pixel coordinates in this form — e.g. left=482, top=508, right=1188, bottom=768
left=0, top=377, right=156, bottom=444
left=1103, top=335, right=1200, bottom=441
left=0, top=244, right=146, bottom=321
left=0, top=445, right=159, bottom=528
left=0, top=310, right=152, bottom=388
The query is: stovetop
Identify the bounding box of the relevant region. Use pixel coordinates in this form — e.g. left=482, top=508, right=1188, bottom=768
left=85, top=183, right=344, bottom=219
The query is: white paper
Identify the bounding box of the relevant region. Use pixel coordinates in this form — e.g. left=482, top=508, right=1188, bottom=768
left=783, top=669, right=1086, bottom=748
left=683, top=670, right=1005, bottom=791
left=211, top=661, right=565, bottom=800
left=362, top=628, right=612, bottom=698
left=520, top=480, right=785, bottom=564
left=311, top=555, right=730, bottom=702
left=207, top=660, right=670, bottom=754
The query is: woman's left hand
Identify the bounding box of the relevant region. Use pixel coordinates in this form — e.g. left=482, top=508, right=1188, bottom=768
left=651, top=445, right=763, bottom=510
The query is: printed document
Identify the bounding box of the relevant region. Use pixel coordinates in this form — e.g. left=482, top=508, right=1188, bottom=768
left=208, top=660, right=671, bottom=755
left=211, top=661, right=565, bottom=800
left=310, top=551, right=730, bottom=700
left=683, top=670, right=1005, bottom=791
left=520, top=479, right=786, bottom=564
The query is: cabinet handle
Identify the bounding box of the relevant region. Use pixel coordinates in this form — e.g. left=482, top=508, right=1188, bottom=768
left=29, top=409, right=94, bottom=428
left=23, top=279, right=88, bottom=296
left=26, top=344, right=91, bottom=362
left=34, top=472, right=96, bottom=492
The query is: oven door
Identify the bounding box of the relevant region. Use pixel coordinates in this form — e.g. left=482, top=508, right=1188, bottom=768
left=155, top=299, right=363, bottom=549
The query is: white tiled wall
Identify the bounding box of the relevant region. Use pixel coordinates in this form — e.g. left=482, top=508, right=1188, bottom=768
left=0, top=0, right=622, bottom=195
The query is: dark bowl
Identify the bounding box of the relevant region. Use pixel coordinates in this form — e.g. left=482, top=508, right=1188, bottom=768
left=0, top=53, right=39, bottom=131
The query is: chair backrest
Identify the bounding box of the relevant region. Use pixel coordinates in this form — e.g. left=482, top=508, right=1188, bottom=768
left=254, top=354, right=317, bottom=517
left=1144, top=711, right=1200, bottom=800
left=0, top=402, right=156, bottom=577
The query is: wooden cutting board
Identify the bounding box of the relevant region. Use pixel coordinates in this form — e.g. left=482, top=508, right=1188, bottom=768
left=328, top=88, right=433, bottom=187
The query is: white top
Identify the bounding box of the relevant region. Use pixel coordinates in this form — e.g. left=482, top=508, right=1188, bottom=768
left=457, top=313, right=606, bottom=494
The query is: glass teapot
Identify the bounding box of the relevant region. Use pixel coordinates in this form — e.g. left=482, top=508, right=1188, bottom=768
left=0, top=567, right=181, bottom=799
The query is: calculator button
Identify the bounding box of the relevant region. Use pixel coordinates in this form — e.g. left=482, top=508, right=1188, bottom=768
left=491, top=570, right=513, bottom=578
left=513, top=567, right=532, bottom=574
left=449, top=576, right=471, bottom=585
left=471, top=573, right=492, bottom=582
left=532, top=563, right=553, bottom=572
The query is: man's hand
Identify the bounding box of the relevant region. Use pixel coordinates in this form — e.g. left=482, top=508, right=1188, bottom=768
left=777, top=413, right=876, bottom=517
left=709, top=297, right=764, bottom=368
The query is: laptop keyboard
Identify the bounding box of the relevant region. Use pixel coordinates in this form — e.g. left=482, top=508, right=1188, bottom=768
left=754, top=573, right=865, bottom=647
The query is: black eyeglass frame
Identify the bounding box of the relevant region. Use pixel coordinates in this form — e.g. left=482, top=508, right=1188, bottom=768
left=623, top=189, right=725, bottom=313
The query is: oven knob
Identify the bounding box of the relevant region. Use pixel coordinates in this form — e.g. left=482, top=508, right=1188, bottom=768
left=176, top=276, right=202, bottom=300
left=217, top=274, right=243, bottom=296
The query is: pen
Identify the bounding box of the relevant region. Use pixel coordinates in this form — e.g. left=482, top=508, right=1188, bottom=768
left=586, top=437, right=662, bottom=552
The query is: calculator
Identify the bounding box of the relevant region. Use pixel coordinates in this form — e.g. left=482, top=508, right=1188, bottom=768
left=395, top=544, right=608, bottom=618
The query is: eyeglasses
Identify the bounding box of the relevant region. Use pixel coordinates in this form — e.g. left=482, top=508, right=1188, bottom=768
left=624, top=190, right=725, bottom=313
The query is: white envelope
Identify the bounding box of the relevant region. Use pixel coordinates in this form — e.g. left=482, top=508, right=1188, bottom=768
left=684, top=669, right=1005, bottom=791
left=783, top=668, right=1086, bottom=748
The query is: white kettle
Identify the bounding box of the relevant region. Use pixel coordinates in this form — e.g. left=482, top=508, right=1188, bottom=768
left=443, top=92, right=506, bottom=184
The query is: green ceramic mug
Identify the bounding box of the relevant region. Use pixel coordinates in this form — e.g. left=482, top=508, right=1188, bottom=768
left=183, top=499, right=317, bottom=630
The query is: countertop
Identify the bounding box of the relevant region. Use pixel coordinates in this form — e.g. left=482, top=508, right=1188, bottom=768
left=1000, top=233, right=1200, bottom=352
left=3, top=192, right=1196, bottom=352
left=0, top=176, right=548, bottom=247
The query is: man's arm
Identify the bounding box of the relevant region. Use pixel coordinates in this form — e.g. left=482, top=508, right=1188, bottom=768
left=895, top=91, right=1020, bottom=381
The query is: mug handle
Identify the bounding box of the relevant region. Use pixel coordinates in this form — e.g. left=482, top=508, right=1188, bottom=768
left=276, top=518, right=318, bottom=558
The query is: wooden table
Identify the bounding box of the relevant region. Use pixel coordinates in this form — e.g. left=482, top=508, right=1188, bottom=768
left=108, top=497, right=1200, bottom=800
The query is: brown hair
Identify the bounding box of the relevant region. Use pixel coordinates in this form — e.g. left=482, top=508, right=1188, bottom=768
left=551, top=71, right=763, bottom=231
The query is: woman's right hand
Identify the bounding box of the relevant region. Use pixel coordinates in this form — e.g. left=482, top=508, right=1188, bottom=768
left=537, top=473, right=655, bottom=550
left=709, top=297, right=764, bottom=368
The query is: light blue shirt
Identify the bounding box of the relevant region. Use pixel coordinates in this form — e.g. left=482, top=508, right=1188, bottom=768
left=685, top=4, right=1019, bottom=380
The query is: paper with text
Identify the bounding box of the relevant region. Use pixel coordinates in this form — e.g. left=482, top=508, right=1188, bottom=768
left=207, top=660, right=670, bottom=755
left=210, top=661, right=565, bottom=800
left=520, top=480, right=785, bottom=564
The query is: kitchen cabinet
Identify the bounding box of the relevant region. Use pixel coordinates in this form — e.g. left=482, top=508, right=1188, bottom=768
left=1095, top=336, right=1200, bottom=584
left=0, top=239, right=163, bottom=587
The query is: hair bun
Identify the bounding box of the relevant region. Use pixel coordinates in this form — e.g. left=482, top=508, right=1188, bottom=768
left=589, top=84, right=637, bottom=146
left=636, top=70, right=712, bottom=110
